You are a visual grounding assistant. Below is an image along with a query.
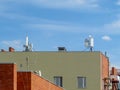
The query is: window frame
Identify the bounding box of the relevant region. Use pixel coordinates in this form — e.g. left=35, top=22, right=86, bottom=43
left=77, top=76, right=87, bottom=88
left=54, top=76, right=63, bottom=87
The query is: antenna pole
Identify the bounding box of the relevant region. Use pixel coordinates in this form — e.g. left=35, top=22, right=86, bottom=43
left=26, top=57, right=29, bottom=71
left=90, top=47, right=93, bottom=52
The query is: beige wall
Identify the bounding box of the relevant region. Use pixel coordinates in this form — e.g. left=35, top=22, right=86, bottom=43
left=0, top=51, right=104, bottom=90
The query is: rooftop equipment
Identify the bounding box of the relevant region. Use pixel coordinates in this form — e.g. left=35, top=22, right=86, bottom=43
left=84, top=35, right=94, bottom=52
left=58, top=47, right=67, bottom=51
left=23, top=36, right=33, bottom=52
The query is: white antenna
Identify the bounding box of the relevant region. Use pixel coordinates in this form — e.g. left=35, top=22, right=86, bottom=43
left=26, top=36, right=29, bottom=47
left=84, top=35, right=94, bottom=51
left=23, top=36, right=33, bottom=52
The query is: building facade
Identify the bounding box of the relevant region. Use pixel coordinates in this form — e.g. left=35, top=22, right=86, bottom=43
left=0, top=51, right=109, bottom=90
left=0, top=63, right=63, bottom=90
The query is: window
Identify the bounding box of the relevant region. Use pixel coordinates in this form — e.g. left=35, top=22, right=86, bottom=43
left=77, top=77, right=86, bottom=88
left=54, top=76, right=63, bottom=87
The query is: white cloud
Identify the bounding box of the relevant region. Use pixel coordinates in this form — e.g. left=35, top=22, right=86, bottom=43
left=105, top=20, right=120, bottom=28
left=1, top=12, right=120, bottom=35
left=0, top=0, right=98, bottom=10
left=103, top=15, right=120, bottom=34
left=1, top=40, right=22, bottom=51
left=25, top=23, right=99, bottom=33
left=27, top=0, right=99, bottom=9
left=27, top=23, right=73, bottom=31
left=102, top=35, right=111, bottom=41
left=0, top=0, right=99, bottom=10
left=116, top=0, right=120, bottom=5
left=1, top=2, right=120, bottom=35
left=24, top=20, right=120, bottom=34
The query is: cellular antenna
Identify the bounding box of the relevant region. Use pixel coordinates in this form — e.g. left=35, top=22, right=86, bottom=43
left=84, top=35, right=94, bottom=52
left=23, top=36, right=33, bottom=52
left=26, top=36, right=29, bottom=47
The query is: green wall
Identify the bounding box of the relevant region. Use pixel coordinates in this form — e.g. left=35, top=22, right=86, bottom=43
left=0, top=51, right=101, bottom=90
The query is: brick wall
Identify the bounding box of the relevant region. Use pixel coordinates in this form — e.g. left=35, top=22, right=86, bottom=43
left=100, top=54, right=109, bottom=90
left=31, top=73, right=63, bottom=90
left=0, top=63, right=63, bottom=90
left=0, top=63, right=17, bottom=90
left=111, top=67, right=117, bottom=75
left=111, top=67, right=119, bottom=90
left=17, top=72, right=63, bottom=90
left=17, top=72, right=31, bottom=90
left=101, top=54, right=109, bottom=79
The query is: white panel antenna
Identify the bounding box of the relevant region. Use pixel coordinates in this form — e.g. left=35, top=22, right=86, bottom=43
left=89, top=35, right=94, bottom=48
left=26, top=36, right=29, bottom=46
left=84, top=35, right=94, bottom=51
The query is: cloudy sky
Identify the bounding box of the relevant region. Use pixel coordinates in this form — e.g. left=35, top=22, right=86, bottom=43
left=0, top=0, right=120, bottom=68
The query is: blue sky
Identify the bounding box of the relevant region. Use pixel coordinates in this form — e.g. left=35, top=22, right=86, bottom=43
left=0, top=0, right=120, bottom=68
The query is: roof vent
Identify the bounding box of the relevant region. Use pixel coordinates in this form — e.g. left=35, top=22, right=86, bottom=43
left=58, top=47, right=67, bottom=51
left=33, top=70, right=42, bottom=76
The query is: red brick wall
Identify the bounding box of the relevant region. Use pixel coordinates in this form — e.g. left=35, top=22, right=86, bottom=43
left=31, top=73, right=63, bottom=90
left=0, top=63, right=63, bottom=90
left=0, top=63, right=17, bottom=90
left=101, top=54, right=109, bottom=79
left=17, top=72, right=63, bottom=90
left=100, top=54, right=109, bottom=90
left=17, top=72, right=31, bottom=90
left=111, top=67, right=117, bottom=75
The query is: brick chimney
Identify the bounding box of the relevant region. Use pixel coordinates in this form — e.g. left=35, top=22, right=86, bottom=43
left=9, top=47, right=15, bottom=52
left=111, top=67, right=117, bottom=75
left=1, top=49, right=5, bottom=52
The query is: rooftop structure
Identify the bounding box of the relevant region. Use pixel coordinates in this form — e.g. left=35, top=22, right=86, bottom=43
left=0, top=35, right=119, bottom=90
left=0, top=51, right=110, bottom=90
left=0, top=63, right=63, bottom=90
